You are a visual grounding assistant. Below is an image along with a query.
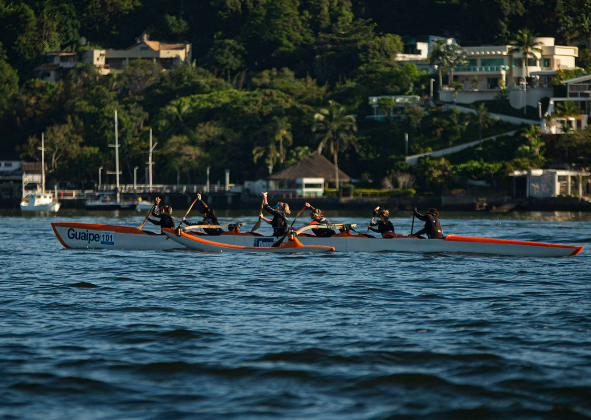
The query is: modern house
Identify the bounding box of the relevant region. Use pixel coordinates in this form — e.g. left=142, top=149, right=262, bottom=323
left=438, top=37, right=578, bottom=109
left=396, top=35, right=457, bottom=73
left=510, top=168, right=591, bottom=198
left=543, top=74, right=591, bottom=133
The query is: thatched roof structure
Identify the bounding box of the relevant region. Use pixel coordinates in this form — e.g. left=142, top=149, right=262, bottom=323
left=268, top=152, right=351, bottom=182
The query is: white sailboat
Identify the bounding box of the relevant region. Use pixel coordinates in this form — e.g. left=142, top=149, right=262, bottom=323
left=20, top=133, right=61, bottom=213
left=85, top=111, right=138, bottom=210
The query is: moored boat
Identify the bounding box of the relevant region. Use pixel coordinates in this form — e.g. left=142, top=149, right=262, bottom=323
left=20, top=133, right=60, bottom=213
left=162, top=228, right=335, bottom=253
left=51, top=222, right=184, bottom=250
left=84, top=192, right=137, bottom=210
left=163, top=224, right=583, bottom=257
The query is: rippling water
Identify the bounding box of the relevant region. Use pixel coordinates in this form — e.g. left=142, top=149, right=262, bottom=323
left=1, top=210, right=591, bottom=419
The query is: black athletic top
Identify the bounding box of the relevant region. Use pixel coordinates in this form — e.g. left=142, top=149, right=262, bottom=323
left=264, top=204, right=288, bottom=237
left=183, top=200, right=223, bottom=235
left=369, top=218, right=395, bottom=236
left=148, top=209, right=175, bottom=229
left=413, top=210, right=443, bottom=239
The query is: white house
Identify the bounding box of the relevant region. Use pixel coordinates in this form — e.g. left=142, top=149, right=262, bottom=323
left=510, top=168, right=591, bottom=198
left=439, top=37, right=578, bottom=109
left=543, top=74, right=591, bottom=133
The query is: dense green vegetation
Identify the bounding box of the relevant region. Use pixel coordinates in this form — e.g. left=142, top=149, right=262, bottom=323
left=1, top=0, right=591, bottom=193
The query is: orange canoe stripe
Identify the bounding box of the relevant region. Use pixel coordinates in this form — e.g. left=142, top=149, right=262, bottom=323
left=445, top=235, right=583, bottom=251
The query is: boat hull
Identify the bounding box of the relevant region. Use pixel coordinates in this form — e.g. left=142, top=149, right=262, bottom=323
left=84, top=203, right=137, bottom=210
left=163, top=231, right=583, bottom=257
left=51, top=222, right=184, bottom=250
left=20, top=194, right=61, bottom=212
left=162, top=229, right=334, bottom=253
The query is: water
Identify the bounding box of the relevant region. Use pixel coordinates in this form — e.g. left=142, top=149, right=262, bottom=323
left=1, top=210, right=591, bottom=419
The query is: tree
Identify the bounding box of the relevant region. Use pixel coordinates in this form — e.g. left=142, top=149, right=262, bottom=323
left=428, top=39, right=448, bottom=88
left=312, top=100, right=358, bottom=190
left=444, top=43, right=469, bottom=85
left=123, top=59, right=163, bottom=97
left=270, top=116, right=293, bottom=164
left=509, top=29, right=543, bottom=82
left=470, top=103, right=494, bottom=142
left=206, top=35, right=245, bottom=80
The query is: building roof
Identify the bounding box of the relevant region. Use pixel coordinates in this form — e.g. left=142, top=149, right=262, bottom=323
left=34, top=63, right=61, bottom=72
left=131, top=40, right=189, bottom=51
left=562, top=74, right=591, bottom=84
left=268, top=152, right=351, bottom=182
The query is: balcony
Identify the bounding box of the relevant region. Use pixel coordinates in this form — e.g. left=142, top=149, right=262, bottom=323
left=455, top=66, right=509, bottom=73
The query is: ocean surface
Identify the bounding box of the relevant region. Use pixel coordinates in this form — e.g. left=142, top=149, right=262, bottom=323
left=1, top=209, right=591, bottom=420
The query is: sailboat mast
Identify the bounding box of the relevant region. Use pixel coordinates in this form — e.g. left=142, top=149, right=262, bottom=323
left=114, top=110, right=120, bottom=203
left=149, top=129, right=153, bottom=190
left=41, top=133, right=45, bottom=195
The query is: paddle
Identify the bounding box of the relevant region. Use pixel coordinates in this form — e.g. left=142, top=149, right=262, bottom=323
left=272, top=205, right=307, bottom=247
left=411, top=213, right=415, bottom=235
left=250, top=198, right=266, bottom=233
left=296, top=223, right=357, bottom=235
left=138, top=203, right=156, bottom=229
left=175, top=196, right=201, bottom=234
left=182, top=222, right=246, bottom=232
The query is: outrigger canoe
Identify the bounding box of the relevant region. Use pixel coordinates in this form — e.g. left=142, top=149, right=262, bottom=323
left=51, top=222, right=184, bottom=250
left=164, top=224, right=583, bottom=257
left=161, top=228, right=335, bottom=253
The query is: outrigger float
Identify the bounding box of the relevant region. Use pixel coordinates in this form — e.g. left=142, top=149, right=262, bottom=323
left=163, top=223, right=584, bottom=257
left=161, top=227, right=335, bottom=254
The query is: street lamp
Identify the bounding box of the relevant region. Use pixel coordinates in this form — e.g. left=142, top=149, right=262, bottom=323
left=98, top=166, right=103, bottom=190
left=206, top=166, right=210, bottom=193
left=133, top=166, right=138, bottom=191
left=404, top=133, right=409, bottom=157
left=430, top=78, right=435, bottom=101
left=538, top=102, right=542, bottom=119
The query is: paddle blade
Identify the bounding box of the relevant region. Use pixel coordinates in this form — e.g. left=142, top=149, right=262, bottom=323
left=251, top=218, right=262, bottom=233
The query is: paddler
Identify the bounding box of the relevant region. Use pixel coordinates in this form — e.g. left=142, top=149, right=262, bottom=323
left=182, top=193, right=223, bottom=235
left=412, top=207, right=443, bottom=239
left=368, top=206, right=396, bottom=238
left=148, top=197, right=175, bottom=229
left=259, top=191, right=291, bottom=237
left=304, top=202, right=335, bottom=237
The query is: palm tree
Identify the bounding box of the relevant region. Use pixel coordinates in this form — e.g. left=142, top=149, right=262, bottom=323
left=428, top=40, right=448, bottom=88
left=554, top=100, right=582, bottom=133
left=521, top=125, right=544, bottom=156
left=509, top=29, right=543, bottom=83
left=470, top=103, right=493, bottom=142
left=312, top=100, right=357, bottom=190
left=252, top=143, right=280, bottom=174
left=450, top=81, right=464, bottom=104
left=271, top=116, right=293, bottom=164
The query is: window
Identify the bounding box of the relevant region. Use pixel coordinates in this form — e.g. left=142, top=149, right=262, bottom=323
left=304, top=183, right=323, bottom=189
left=513, top=58, right=523, bottom=67
left=527, top=57, right=538, bottom=66
left=468, top=59, right=477, bottom=67
left=481, top=58, right=504, bottom=66
left=487, top=78, right=499, bottom=89
left=543, top=58, right=552, bottom=67
left=4, top=162, right=12, bottom=167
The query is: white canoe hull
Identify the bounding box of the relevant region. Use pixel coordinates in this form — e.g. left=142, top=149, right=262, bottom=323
left=51, top=222, right=184, bottom=250
left=163, top=231, right=583, bottom=257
